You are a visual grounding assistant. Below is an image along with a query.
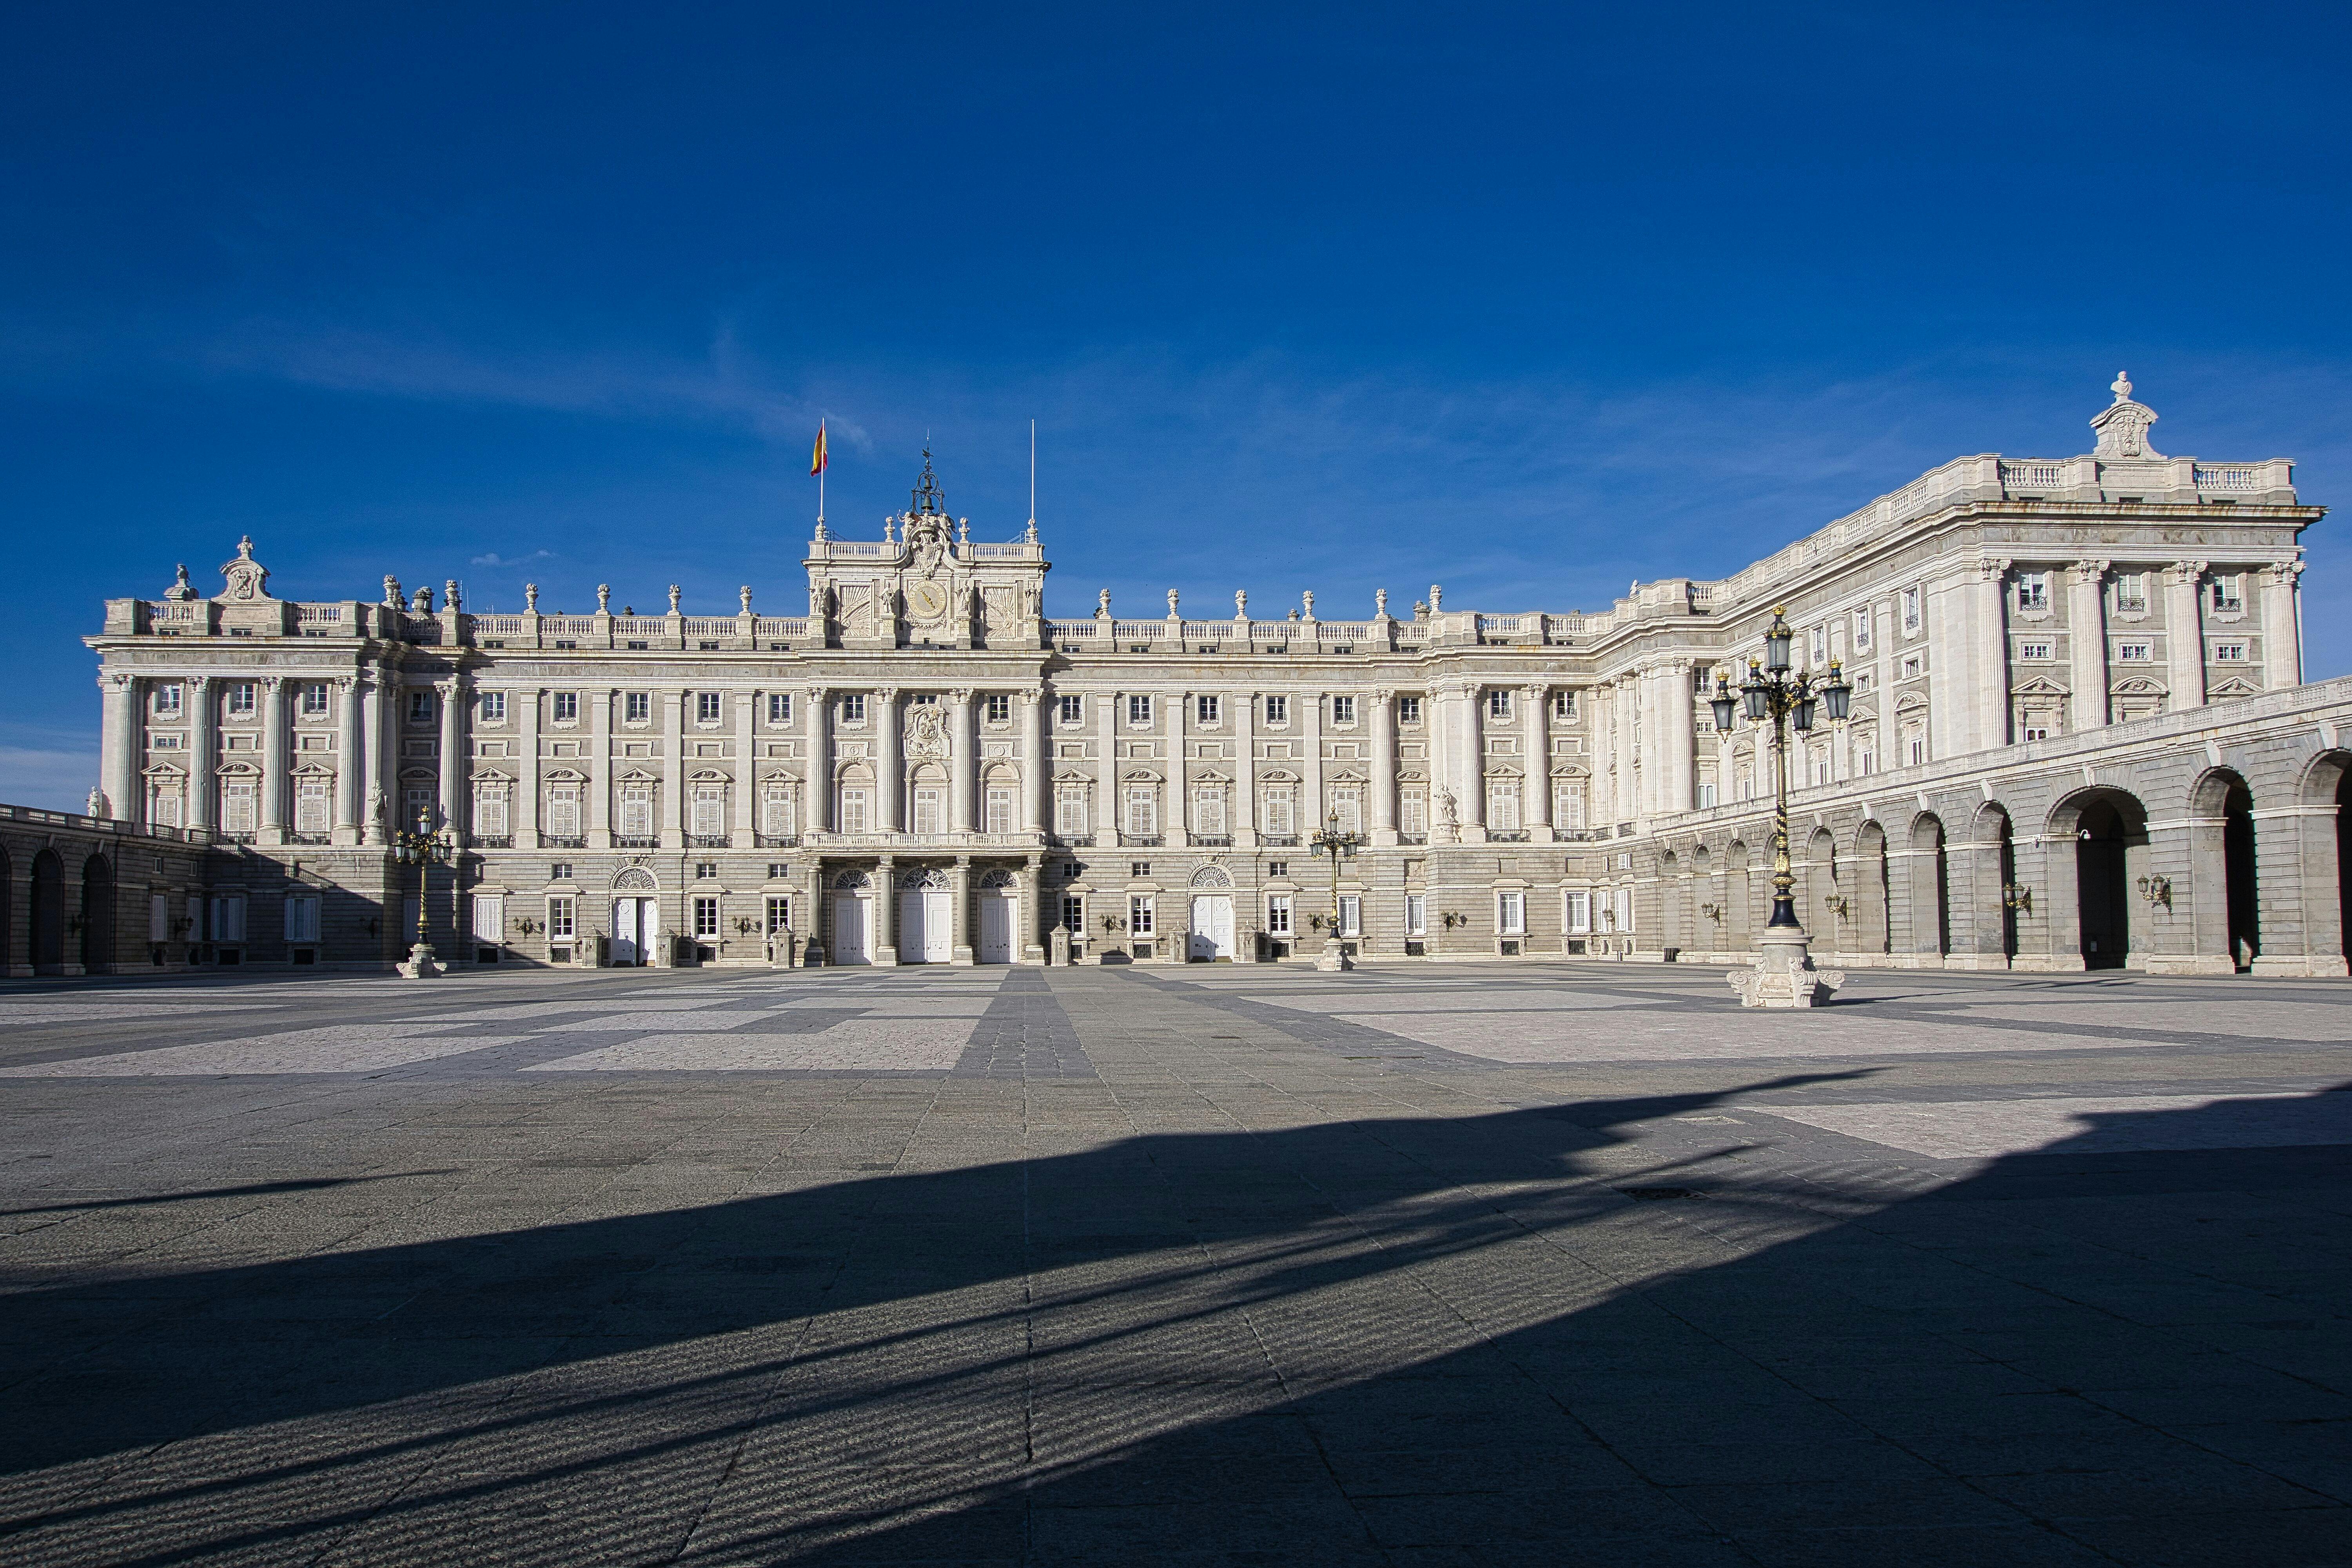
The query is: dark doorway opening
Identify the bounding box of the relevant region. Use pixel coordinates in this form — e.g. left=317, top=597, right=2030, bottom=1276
left=31, top=849, right=65, bottom=975
left=2077, top=800, right=2131, bottom=969
left=2223, top=781, right=2259, bottom=971
left=80, top=855, right=115, bottom=975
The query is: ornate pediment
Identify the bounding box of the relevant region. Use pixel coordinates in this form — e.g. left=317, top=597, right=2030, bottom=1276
left=2208, top=675, right=2263, bottom=697
left=2011, top=675, right=2071, bottom=698
left=2090, top=372, right=2164, bottom=461
left=2110, top=676, right=2168, bottom=696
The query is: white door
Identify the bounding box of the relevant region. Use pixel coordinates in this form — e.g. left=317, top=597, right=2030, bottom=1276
left=978, top=891, right=1014, bottom=964
left=920, top=890, right=952, bottom=961
left=1189, top=895, right=1233, bottom=960
left=610, top=898, right=641, bottom=965
left=472, top=895, right=505, bottom=962
left=897, top=889, right=939, bottom=963
left=831, top=894, right=871, bottom=965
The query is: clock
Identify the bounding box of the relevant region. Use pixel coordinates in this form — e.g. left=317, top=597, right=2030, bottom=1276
left=906, top=580, right=949, bottom=621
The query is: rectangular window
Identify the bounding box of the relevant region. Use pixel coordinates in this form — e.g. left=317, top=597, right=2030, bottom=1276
left=2211, top=576, right=2243, bottom=612
left=1331, top=787, right=1362, bottom=835
left=1907, top=733, right=1926, bottom=766
left=761, top=786, right=795, bottom=837
left=547, top=896, right=577, bottom=939
left=1551, top=691, right=1575, bottom=720
left=1061, top=895, right=1084, bottom=933
left=1338, top=894, right=1361, bottom=938
left=1266, top=860, right=1289, bottom=878
left=1555, top=783, right=1585, bottom=829
left=625, top=691, right=651, bottom=724
left=553, top=691, right=579, bottom=723
left=222, top=779, right=258, bottom=833
left=300, top=683, right=330, bottom=717
left=1398, top=695, right=1423, bottom=724
left=2020, top=641, right=2054, bottom=661
left=1901, top=587, right=1922, bottom=632
left=2213, top=642, right=2247, bottom=661
left=1486, top=782, right=1520, bottom=831
left=475, top=690, right=504, bottom=722
left=1565, top=890, right=1591, bottom=933
left=228, top=683, right=257, bottom=717
left=550, top=861, right=574, bottom=880
left=1128, top=694, right=1152, bottom=726
left=1266, top=895, right=1293, bottom=936
left=2115, top=573, right=2147, bottom=612
left=693, top=897, right=720, bottom=938
left=1125, top=786, right=1157, bottom=836
left=765, top=895, right=791, bottom=933
left=284, top=894, right=320, bottom=944
left=209, top=892, right=247, bottom=943
left=691, top=786, right=724, bottom=837
left=1129, top=895, right=1155, bottom=935
left=986, top=786, right=1015, bottom=834
left=1056, top=786, right=1087, bottom=835
left=1697, top=782, right=1718, bottom=809
left=1331, top=695, right=1356, bottom=724
left=153, top=684, right=182, bottom=717
left=1809, top=626, right=1828, bottom=664
left=403, top=786, right=436, bottom=832
left=839, top=787, right=869, bottom=833
left=1196, top=694, right=1220, bottom=725
left=2118, top=642, right=2152, bottom=662
left=547, top=787, right=580, bottom=837
left=1901, top=655, right=1922, bottom=678
left=1487, top=689, right=1512, bottom=720
left=2018, top=572, right=2050, bottom=611
left=1614, top=887, right=1633, bottom=933
left=912, top=787, right=944, bottom=835
left=619, top=786, right=654, bottom=839
left=404, top=689, right=430, bottom=723
left=1852, top=608, right=1872, bottom=651
left=296, top=778, right=331, bottom=835
left=1404, top=893, right=1426, bottom=936
left=1497, top=891, right=1524, bottom=935
left=1264, top=695, right=1289, bottom=725
left=768, top=692, right=792, bottom=724
left=841, top=693, right=866, bottom=723
left=1262, top=787, right=1294, bottom=836
left=474, top=785, right=509, bottom=838
left=1058, top=694, right=1083, bottom=724
left=2022, top=722, right=2051, bottom=742
left=1192, top=785, right=1227, bottom=836
left=697, top=692, right=721, bottom=723
left=1857, top=746, right=1875, bottom=775
left=987, top=693, right=1012, bottom=723
left=1401, top=791, right=1426, bottom=837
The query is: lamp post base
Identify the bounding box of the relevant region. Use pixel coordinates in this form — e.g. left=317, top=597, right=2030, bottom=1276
left=396, top=943, right=444, bottom=979
left=1315, top=936, right=1352, bottom=972
left=1729, top=925, right=1843, bottom=1009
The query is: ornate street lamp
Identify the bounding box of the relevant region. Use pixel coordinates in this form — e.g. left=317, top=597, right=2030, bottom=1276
left=1308, top=808, right=1365, bottom=971
left=1709, top=608, right=1852, bottom=1007
left=390, top=808, right=453, bottom=978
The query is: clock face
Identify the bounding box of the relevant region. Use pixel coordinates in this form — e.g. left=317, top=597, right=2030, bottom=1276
left=906, top=580, right=949, bottom=621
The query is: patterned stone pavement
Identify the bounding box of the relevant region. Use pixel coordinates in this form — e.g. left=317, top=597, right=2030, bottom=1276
left=1, top=960, right=2349, bottom=1565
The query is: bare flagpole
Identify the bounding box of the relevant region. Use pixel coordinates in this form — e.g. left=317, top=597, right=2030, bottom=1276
left=1029, top=418, right=1036, bottom=533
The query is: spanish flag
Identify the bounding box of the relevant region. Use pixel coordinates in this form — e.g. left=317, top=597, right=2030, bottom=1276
left=810, top=422, right=829, bottom=476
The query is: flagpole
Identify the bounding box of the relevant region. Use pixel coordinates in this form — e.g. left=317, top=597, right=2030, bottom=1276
left=818, top=420, right=826, bottom=526
left=1029, top=418, right=1036, bottom=526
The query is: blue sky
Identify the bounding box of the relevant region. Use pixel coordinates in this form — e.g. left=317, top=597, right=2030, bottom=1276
left=5, top=1, right=2347, bottom=808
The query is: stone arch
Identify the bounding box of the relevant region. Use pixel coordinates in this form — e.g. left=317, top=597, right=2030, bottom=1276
left=1189, top=864, right=1234, bottom=890
left=31, top=848, right=65, bottom=975
left=978, top=868, right=1018, bottom=889
left=2187, top=767, right=2260, bottom=970
left=1905, top=813, right=1949, bottom=961
left=1659, top=849, right=1684, bottom=952
left=2295, top=750, right=2352, bottom=973
left=2049, top=787, right=2150, bottom=971
left=1725, top=839, right=1753, bottom=952
left=1965, top=801, right=2018, bottom=967
left=79, top=852, right=114, bottom=975
left=832, top=869, right=871, bottom=890
left=0, top=842, right=11, bottom=975
left=1805, top=826, right=1838, bottom=943
left=612, top=867, right=658, bottom=893
left=899, top=867, right=949, bottom=891
left=1853, top=819, right=1891, bottom=956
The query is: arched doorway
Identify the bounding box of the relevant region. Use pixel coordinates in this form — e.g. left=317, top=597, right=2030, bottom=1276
left=2075, top=798, right=2135, bottom=969
left=1726, top=840, right=1752, bottom=953
left=1187, top=864, right=1235, bottom=962
left=31, top=849, right=65, bottom=975
left=2223, top=779, right=2259, bottom=971
left=1806, top=828, right=1838, bottom=946
left=80, top=854, right=114, bottom=974
left=609, top=866, right=660, bottom=966
left=1659, top=851, right=1683, bottom=954
left=1854, top=821, right=1890, bottom=957
left=1908, top=815, right=1949, bottom=961
left=977, top=869, right=1020, bottom=964
left=2340, top=766, right=2351, bottom=969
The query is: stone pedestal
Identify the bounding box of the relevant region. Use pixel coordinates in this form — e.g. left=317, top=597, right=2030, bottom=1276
left=1728, top=926, right=1843, bottom=1008
left=1050, top=927, right=1071, bottom=966
left=1316, top=936, right=1352, bottom=972
left=396, top=943, right=444, bottom=979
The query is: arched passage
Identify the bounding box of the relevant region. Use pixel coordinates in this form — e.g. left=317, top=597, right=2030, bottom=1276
left=1726, top=840, right=1753, bottom=953
left=1658, top=851, right=1684, bottom=954
left=2060, top=790, right=2148, bottom=970
left=1806, top=827, right=1838, bottom=945
left=2225, top=778, right=2259, bottom=969
left=0, top=844, right=12, bottom=976
left=31, top=849, right=65, bottom=975
left=1853, top=821, right=1890, bottom=957
left=79, top=853, right=114, bottom=975
left=1905, top=814, right=1949, bottom=961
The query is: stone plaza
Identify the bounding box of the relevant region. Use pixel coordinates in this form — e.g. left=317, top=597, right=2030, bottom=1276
left=4, top=958, right=2350, bottom=1564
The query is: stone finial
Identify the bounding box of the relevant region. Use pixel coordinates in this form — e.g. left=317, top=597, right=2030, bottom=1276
left=1429, top=584, right=1443, bottom=612
left=412, top=584, right=434, bottom=613
left=956, top=517, right=969, bottom=545
left=740, top=584, right=753, bottom=614
left=884, top=516, right=897, bottom=545
left=1024, top=517, right=1038, bottom=544
left=163, top=563, right=197, bottom=601
left=1167, top=588, right=1180, bottom=616
left=218, top=536, right=271, bottom=602
left=1235, top=589, right=1248, bottom=618
left=1096, top=588, right=1111, bottom=619
left=2111, top=370, right=2132, bottom=403
left=668, top=584, right=682, bottom=615
left=524, top=582, right=539, bottom=612
left=384, top=575, right=402, bottom=608
left=1301, top=590, right=1316, bottom=621
left=596, top=583, right=611, bottom=613
left=2091, top=371, right=2163, bottom=459
left=1375, top=588, right=1388, bottom=617
left=444, top=580, right=461, bottom=612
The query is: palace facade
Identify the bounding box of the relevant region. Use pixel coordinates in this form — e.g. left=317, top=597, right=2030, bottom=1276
left=26, top=377, right=2347, bottom=978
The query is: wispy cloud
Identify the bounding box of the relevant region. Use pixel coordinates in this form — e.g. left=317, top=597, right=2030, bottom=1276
left=0, top=725, right=98, bottom=814
left=468, top=549, right=556, bottom=568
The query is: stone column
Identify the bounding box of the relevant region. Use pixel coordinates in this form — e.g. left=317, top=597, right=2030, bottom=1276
left=951, top=854, right=974, bottom=964
left=359, top=674, right=385, bottom=844
left=1303, top=691, right=1325, bottom=834
left=1166, top=686, right=1187, bottom=840
left=2165, top=559, right=2208, bottom=711
left=334, top=677, right=363, bottom=842
left=1459, top=684, right=1485, bottom=835
left=515, top=685, right=541, bottom=846
left=733, top=688, right=757, bottom=847
left=2262, top=561, right=2304, bottom=690
left=260, top=676, right=291, bottom=843
left=1020, top=853, right=1045, bottom=962
left=2068, top=560, right=2110, bottom=733
left=1096, top=691, right=1118, bottom=837
left=1020, top=689, right=1045, bottom=834
left=1236, top=689, right=1258, bottom=842
left=661, top=688, right=684, bottom=848
left=874, top=854, right=898, bottom=965
left=949, top=689, right=977, bottom=834
left=874, top=688, right=902, bottom=833
left=588, top=688, right=613, bottom=848
left=1666, top=665, right=1697, bottom=814
left=187, top=677, right=216, bottom=831
left=1614, top=676, right=1638, bottom=827
left=1368, top=688, right=1397, bottom=844
left=99, top=673, right=136, bottom=822
left=1524, top=685, right=1550, bottom=838
left=804, top=686, right=830, bottom=836
left=437, top=677, right=465, bottom=842
left=1973, top=559, right=2011, bottom=751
